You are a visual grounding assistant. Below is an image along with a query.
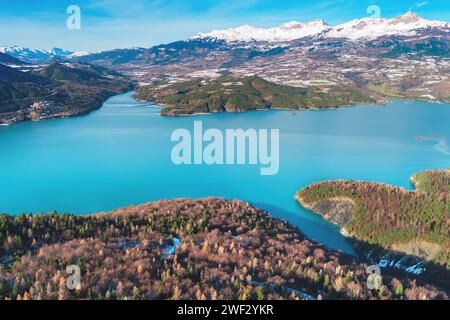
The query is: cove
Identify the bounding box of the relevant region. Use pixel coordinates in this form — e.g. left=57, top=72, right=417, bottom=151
left=0, top=91, right=449, bottom=254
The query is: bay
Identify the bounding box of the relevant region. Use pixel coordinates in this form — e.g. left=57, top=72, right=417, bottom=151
left=1, top=91, right=449, bottom=254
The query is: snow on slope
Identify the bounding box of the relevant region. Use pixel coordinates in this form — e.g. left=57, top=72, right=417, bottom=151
left=193, top=20, right=330, bottom=42
left=67, top=51, right=90, bottom=58
left=324, top=12, right=449, bottom=40
left=0, top=46, right=50, bottom=62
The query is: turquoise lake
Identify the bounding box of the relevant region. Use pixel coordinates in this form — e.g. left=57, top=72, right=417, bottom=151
left=1, top=91, right=449, bottom=253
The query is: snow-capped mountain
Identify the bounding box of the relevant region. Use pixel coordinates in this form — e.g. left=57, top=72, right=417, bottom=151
left=194, top=19, right=330, bottom=42
left=323, top=12, right=449, bottom=40
left=47, top=47, right=73, bottom=57
left=194, top=13, right=449, bottom=43
left=0, top=46, right=89, bottom=64
left=0, top=46, right=49, bottom=63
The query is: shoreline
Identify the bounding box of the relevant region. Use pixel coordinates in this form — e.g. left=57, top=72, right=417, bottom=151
left=0, top=88, right=135, bottom=127
left=2, top=89, right=448, bottom=126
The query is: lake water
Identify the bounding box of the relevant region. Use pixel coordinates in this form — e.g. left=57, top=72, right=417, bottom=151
left=1, top=91, right=449, bottom=253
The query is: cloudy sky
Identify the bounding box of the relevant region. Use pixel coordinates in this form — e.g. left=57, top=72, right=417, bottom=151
left=1, top=0, right=449, bottom=52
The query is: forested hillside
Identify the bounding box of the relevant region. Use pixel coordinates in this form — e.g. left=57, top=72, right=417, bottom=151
left=0, top=62, right=133, bottom=125
left=0, top=198, right=446, bottom=300
left=135, top=76, right=375, bottom=116
left=296, top=170, right=450, bottom=267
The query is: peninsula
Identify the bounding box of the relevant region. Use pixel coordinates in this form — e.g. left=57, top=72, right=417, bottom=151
left=296, top=169, right=450, bottom=284
left=0, top=62, right=133, bottom=125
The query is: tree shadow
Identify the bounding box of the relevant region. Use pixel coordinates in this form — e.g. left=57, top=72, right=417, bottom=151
left=352, top=240, right=450, bottom=292
left=252, top=201, right=449, bottom=292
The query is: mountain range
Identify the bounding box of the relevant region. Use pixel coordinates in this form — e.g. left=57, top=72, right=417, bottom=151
left=193, top=19, right=330, bottom=43
left=193, top=12, right=449, bottom=42
left=0, top=46, right=89, bottom=64
left=2, top=13, right=448, bottom=65
left=67, top=12, right=449, bottom=74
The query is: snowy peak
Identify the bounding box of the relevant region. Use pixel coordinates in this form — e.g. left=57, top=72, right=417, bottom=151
left=388, top=12, right=447, bottom=28
left=280, top=19, right=327, bottom=30
left=392, top=12, right=421, bottom=24
left=324, top=12, right=449, bottom=40
left=47, top=47, right=73, bottom=57
left=193, top=19, right=330, bottom=43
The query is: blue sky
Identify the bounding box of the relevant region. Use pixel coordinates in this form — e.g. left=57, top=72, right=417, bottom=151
left=1, top=0, right=449, bottom=52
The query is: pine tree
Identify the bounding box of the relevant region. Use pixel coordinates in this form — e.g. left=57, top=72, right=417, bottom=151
left=256, top=287, right=264, bottom=300
left=132, top=286, right=144, bottom=300
left=394, top=283, right=404, bottom=297
left=324, top=274, right=330, bottom=287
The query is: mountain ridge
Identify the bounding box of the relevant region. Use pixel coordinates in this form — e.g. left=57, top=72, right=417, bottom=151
left=193, top=19, right=330, bottom=42
left=3, top=12, right=448, bottom=62
left=0, top=52, right=28, bottom=66
left=194, top=12, right=449, bottom=43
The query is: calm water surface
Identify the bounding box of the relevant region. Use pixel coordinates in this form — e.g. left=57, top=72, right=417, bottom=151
left=1, top=91, right=449, bottom=253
